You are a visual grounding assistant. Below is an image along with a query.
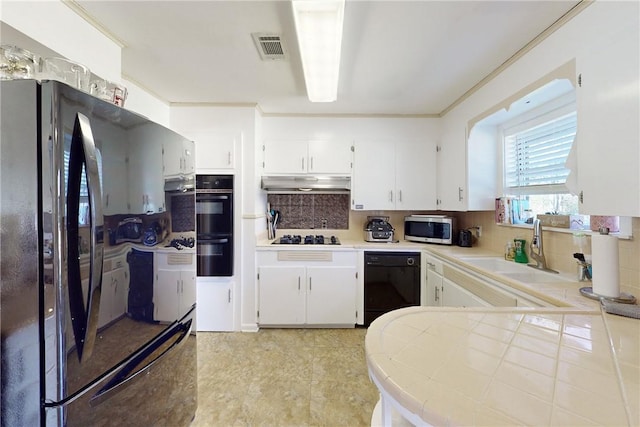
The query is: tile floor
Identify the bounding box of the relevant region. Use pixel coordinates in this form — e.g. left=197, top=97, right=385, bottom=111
left=192, top=328, right=380, bottom=427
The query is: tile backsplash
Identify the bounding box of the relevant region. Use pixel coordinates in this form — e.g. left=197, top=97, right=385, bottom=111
left=170, top=193, right=195, bottom=232
left=267, top=194, right=350, bottom=229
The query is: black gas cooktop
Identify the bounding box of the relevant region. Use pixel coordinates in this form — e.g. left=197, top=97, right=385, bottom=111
left=272, top=234, right=341, bottom=245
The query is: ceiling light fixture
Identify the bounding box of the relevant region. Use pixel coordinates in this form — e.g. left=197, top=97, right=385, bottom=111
left=292, top=0, right=345, bottom=102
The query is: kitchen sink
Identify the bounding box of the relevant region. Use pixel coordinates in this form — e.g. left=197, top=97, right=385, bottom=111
left=457, top=256, right=571, bottom=284
left=457, top=257, right=524, bottom=273
left=500, top=271, right=571, bottom=284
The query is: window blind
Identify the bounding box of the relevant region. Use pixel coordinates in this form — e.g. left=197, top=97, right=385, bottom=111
left=63, top=133, right=103, bottom=198
left=504, top=111, right=576, bottom=194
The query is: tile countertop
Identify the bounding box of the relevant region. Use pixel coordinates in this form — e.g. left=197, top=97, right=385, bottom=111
left=366, top=306, right=639, bottom=426
left=256, top=237, right=639, bottom=425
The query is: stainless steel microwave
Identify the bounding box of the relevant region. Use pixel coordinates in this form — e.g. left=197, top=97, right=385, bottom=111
left=404, top=215, right=456, bottom=245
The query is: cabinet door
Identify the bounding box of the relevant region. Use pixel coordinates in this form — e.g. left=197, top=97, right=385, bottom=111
left=437, top=126, right=467, bottom=211
left=258, top=266, right=306, bottom=325
left=576, top=17, right=640, bottom=216
left=442, top=278, right=488, bottom=307
left=100, top=134, right=129, bottom=215
left=352, top=140, right=395, bottom=210
left=196, top=280, right=234, bottom=331
left=111, top=267, right=128, bottom=321
left=180, top=269, right=196, bottom=315
left=306, top=267, right=357, bottom=325
left=98, top=271, right=115, bottom=328
left=155, top=269, right=181, bottom=322
left=425, top=269, right=443, bottom=307
left=193, top=132, right=237, bottom=170
left=263, top=140, right=308, bottom=174
left=307, top=140, right=352, bottom=174
left=182, top=140, right=195, bottom=175
left=395, top=139, right=437, bottom=210
left=128, top=137, right=165, bottom=214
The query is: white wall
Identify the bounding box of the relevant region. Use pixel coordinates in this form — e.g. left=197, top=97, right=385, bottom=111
left=0, top=1, right=120, bottom=82
left=442, top=1, right=634, bottom=134
left=1, top=3, right=171, bottom=126
left=122, top=78, right=171, bottom=128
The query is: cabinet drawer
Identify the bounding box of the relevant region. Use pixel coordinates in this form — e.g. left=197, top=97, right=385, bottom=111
left=443, top=264, right=516, bottom=307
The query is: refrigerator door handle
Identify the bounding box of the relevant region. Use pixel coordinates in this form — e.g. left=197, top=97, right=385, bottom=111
left=89, top=314, right=194, bottom=407
left=67, top=112, right=104, bottom=363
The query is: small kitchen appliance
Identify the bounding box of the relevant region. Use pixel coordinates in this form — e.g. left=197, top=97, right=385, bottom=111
left=404, top=215, right=455, bottom=245
left=458, top=229, right=473, bottom=247
left=364, top=216, right=395, bottom=243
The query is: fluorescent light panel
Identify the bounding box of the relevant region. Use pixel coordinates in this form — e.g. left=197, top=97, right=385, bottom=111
left=292, top=0, right=345, bottom=102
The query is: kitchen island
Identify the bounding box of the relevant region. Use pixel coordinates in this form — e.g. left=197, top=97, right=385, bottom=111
left=366, top=305, right=639, bottom=426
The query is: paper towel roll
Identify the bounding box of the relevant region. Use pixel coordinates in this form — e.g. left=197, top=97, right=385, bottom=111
left=591, top=233, right=620, bottom=298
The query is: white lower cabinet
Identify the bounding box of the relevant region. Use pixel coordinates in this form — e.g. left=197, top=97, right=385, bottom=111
left=441, top=278, right=490, bottom=307
left=154, top=252, right=196, bottom=322
left=424, top=253, right=515, bottom=308
left=196, top=278, right=234, bottom=331
left=257, top=251, right=358, bottom=327
left=258, top=266, right=306, bottom=325
left=98, top=266, right=129, bottom=328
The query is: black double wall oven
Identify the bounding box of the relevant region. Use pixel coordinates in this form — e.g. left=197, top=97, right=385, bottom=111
left=196, top=175, right=233, bottom=276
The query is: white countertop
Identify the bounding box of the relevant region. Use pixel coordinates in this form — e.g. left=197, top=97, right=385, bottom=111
left=366, top=306, right=639, bottom=426
left=359, top=243, right=640, bottom=426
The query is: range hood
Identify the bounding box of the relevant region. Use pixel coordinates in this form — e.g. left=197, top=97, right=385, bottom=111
left=261, top=175, right=350, bottom=193
left=164, top=176, right=195, bottom=193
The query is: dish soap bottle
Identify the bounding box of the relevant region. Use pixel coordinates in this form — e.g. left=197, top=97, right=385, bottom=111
left=513, top=238, right=528, bottom=263
left=505, top=242, right=515, bottom=261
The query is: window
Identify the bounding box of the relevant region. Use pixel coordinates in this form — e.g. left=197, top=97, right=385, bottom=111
left=504, top=111, right=576, bottom=195
left=64, top=132, right=103, bottom=225
left=500, top=93, right=581, bottom=220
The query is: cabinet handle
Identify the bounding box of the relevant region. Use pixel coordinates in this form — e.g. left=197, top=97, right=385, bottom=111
left=389, top=191, right=393, bottom=202
left=298, top=276, right=301, bottom=290
left=228, top=288, right=231, bottom=303
left=399, top=190, right=402, bottom=202
left=310, top=157, right=314, bottom=171
left=458, top=187, right=463, bottom=202
left=309, top=277, right=312, bottom=291
left=228, top=151, right=232, bottom=165
left=427, top=262, right=435, bottom=269
left=302, top=158, right=305, bottom=171
left=435, top=286, right=439, bottom=302
left=105, top=194, right=109, bottom=207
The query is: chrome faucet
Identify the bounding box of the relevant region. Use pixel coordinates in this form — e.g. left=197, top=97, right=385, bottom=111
left=528, top=218, right=559, bottom=274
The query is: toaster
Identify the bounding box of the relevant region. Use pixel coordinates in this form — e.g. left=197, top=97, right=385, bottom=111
left=364, top=216, right=395, bottom=243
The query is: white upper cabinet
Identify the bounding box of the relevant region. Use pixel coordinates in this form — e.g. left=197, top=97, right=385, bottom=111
left=437, top=123, right=497, bottom=211
left=576, top=14, right=640, bottom=217
left=395, top=139, right=437, bottom=210
left=127, top=137, right=165, bottom=214
left=262, top=139, right=352, bottom=175
left=164, top=140, right=195, bottom=178
left=191, top=132, right=238, bottom=171
left=436, top=127, right=467, bottom=211
left=352, top=138, right=437, bottom=211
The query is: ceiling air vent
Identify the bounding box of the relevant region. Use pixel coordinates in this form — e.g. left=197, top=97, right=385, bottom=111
left=252, top=33, right=288, bottom=61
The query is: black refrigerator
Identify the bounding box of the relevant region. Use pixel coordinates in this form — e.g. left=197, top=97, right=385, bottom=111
left=1, top=80, right=197, bottom=426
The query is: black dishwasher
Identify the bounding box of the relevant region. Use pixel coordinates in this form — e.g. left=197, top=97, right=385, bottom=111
left=364, top=251, right=421, bottom=326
